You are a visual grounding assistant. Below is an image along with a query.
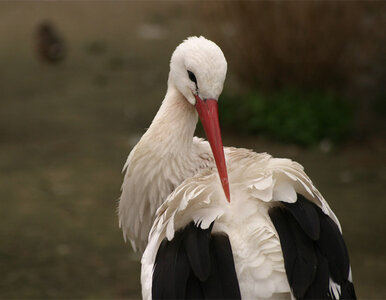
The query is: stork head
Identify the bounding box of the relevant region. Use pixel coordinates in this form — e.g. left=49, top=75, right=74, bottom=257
left=169, top=36, right=227, bottom=105
left=169, top=36, right=230, bottom=202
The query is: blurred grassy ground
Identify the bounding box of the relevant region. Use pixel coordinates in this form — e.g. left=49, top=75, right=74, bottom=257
left=0, top=2, right=385, bottom=299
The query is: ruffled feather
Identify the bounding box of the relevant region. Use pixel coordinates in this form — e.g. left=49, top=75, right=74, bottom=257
left=142, top=148, right=342, bottom=299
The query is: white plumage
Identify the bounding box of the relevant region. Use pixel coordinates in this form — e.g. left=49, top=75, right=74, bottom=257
left=141, top=148, right=339, bottom=299
left=119, top=36, right=227, bottom=252
left=118, top=36, right=355, bottom=300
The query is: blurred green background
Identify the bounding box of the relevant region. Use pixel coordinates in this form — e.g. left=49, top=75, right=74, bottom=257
left=0, top=2, right=385, bottom=299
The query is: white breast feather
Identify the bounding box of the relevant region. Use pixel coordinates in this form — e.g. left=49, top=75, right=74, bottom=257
left=141, top=148, right=342, bottom=300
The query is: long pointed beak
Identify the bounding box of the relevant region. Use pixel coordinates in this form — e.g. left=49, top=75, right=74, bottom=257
left=195, top=95, right=230, bottom=202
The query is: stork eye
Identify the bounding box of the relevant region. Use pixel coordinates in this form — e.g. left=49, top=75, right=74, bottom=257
left=187, top=70, right=197, bottom=84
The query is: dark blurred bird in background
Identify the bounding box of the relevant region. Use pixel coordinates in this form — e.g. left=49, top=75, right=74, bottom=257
left=35, top=21, right=66, bottom=64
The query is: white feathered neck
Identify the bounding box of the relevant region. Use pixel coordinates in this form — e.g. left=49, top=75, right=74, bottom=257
left=146, top=84, right=198, bottom=153
left=119, top=84, right=213, bottom=252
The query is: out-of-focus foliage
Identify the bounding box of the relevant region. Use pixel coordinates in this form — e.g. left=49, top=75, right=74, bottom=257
left=374, top=96, right=386, bottom=118
left=220, top=89, right=354, bottom=145
left=206, top=2, right=385, bottom=92
left=204, top=2, right=385, bottom=141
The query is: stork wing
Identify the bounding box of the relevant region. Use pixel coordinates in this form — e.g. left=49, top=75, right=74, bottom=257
left=269, top=194, right=356, bottom=299
left=152, top=221, right=241, bottom=299
left=142, top=148, right=356, bottom=299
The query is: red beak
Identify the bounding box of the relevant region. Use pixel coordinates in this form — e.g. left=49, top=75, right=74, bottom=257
left=195, top=95, right=230, bottom=202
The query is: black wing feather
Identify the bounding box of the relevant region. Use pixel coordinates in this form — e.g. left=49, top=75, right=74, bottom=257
left=152, top=234, right=190, bottom=299
left=152, top=221, right=241, bottom=299
left=339, top=280, right=357, bottom=299
left=283, top=194, right=320, bottom=240
left=287, top=211, right=318, bottom=298
left=212, top=234, right=241, bottom=298
left=200, top=239, right=224, bottom=299
left=184, top=222, right=212, bottom=281
left=304, top=249, right=330, bottom=299
left=269, top=206, right=317, bottom=298
left=269, top=193, right=356, bottom=300
left=317, top=212, right=350, bottom=284
left=185, top=270, right=205, bottom=299
left=201, top=234, right=241, bottom=299
left=269, top=207, right=297, bottom=286
left=173, top=244, right=192, bottom=298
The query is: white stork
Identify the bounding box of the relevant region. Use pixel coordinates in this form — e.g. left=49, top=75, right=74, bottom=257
left=119, top=36, right=356, bottom=299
